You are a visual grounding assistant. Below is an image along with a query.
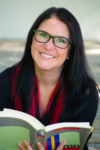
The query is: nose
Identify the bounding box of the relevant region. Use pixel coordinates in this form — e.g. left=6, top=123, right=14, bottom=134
left=44, top=38, right=55, bottom=51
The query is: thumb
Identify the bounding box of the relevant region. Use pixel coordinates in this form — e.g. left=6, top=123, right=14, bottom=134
left=37, top=142, right=45, bottom=150
left=57, top=142, right=67, bottom=150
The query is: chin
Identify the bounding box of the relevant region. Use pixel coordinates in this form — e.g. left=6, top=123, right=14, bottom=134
left=37, top=63, right=53, bottom=70
left=39, top=66, right=53, bottom=71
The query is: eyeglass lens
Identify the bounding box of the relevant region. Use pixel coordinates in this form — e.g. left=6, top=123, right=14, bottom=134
left=34, top=30, right=70, bottom=49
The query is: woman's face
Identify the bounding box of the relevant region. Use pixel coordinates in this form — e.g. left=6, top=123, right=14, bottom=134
left=31, top=17, right=71, bottom=72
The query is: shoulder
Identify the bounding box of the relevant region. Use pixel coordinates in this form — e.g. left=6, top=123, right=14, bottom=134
left=74, top=77, right=99, bottom=125
left=0, top=65, right=17, bottom=92
left=84, top=77, right=99, bottom=124
left=0, top=65, right=17, bottom=77
left=86, top=77, right=99, bottom=102
left=0, top=65, right=17, bottom=110
left=0, top=65, right=17, bottom=83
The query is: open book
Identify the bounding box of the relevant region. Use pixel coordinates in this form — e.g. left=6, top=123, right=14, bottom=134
left=0, top=108, right=93, bottom=150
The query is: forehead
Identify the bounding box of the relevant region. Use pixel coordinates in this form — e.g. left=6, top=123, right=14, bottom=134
left=37, top=17, right=70, bottom=38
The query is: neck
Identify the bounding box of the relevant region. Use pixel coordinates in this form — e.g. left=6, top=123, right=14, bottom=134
left=34, top=65, right=62, bottom=86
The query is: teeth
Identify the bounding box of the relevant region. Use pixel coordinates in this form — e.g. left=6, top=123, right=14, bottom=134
left=41, top=53, right=54, bottom=58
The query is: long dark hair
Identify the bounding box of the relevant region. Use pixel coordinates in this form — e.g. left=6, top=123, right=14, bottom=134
left=12, top=7, right=97, bottom=121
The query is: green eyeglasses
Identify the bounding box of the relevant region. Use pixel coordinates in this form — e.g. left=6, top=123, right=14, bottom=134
left=33, top=30, right=72, bottom=49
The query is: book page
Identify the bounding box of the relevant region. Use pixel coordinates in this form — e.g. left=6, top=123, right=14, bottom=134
left=45, top=122, right=91, bottom=132
left=0, top=109, right=46, bottom=150
left=0, top=126, right=30, bottom=149
left=0, top=117, right=39, bottom=149
left=3, top=108, right=45, bottom=130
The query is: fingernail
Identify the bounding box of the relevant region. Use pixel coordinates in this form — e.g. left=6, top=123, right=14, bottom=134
left=37, top=142, right=40, bottom=145
left=64, top=141, right=67, bottom=145
left=18, top=143, right=21, bottom=146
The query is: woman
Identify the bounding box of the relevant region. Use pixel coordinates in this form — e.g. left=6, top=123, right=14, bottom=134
left=0, top=7, right=99, bottom=150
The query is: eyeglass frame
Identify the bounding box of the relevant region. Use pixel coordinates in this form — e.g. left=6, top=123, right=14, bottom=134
left=33, top=30, right=72, bottom=49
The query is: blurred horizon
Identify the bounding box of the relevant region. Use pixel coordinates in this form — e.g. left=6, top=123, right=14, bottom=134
left=0, top=39, right=100, bottom=85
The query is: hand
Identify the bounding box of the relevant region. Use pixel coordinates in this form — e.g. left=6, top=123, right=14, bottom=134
left=18, top=140, right=33, bottom=150
left=18, top=140, right=67, bottom=150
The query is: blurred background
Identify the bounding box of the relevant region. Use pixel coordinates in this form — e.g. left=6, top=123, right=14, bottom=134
left=0, top=0, right=100, bottom=148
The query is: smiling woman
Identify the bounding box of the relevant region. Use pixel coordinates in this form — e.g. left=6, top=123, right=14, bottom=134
left=0, top=7, right=99, bottom=150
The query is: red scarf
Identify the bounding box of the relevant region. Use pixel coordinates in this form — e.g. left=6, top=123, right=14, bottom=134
left=12, top=67, right=65, bottom=124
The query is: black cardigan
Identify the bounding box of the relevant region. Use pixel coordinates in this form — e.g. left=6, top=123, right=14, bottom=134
left=0, top=66, right=99, bottom=150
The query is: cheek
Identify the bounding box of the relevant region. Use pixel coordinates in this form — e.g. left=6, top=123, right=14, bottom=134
left=58, top=49, right=69, bottom=61
left=31, top=40, right=44, bottom=53
left=31, top=42, right=42, bottom=60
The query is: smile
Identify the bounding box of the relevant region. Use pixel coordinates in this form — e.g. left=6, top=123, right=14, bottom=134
left=40, top=52, right=54, bottom=58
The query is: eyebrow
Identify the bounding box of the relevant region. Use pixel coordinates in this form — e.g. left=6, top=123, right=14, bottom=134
left=36, top=29, right=69, bottom=39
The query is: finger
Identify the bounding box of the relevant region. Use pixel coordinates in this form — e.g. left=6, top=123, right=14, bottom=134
left=37, top=142, right=45, bottom=150
left=18, top=143, right=26, bottom=150
left=56, top=142, right=67, bottom=150
left=23, top=140, right=33, bottom=150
